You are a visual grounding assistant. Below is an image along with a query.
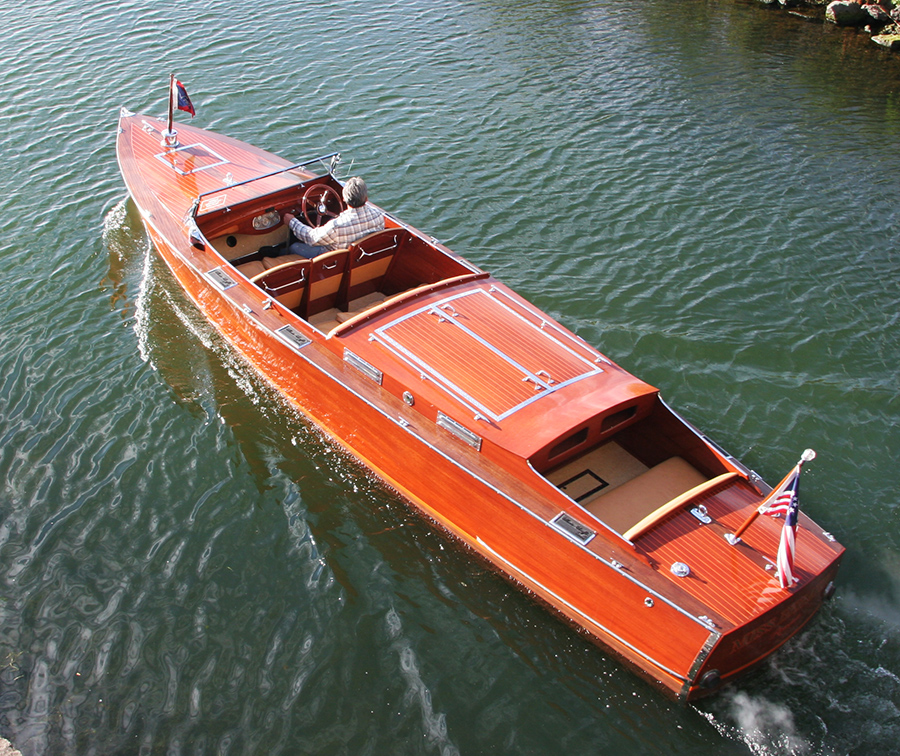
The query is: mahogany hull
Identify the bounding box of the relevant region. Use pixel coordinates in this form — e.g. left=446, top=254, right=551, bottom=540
left=116, top=110, right=844, bottom=701
left=143, top=222, right=714, bottom=697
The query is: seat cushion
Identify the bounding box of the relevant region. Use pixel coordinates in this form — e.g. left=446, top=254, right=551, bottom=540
left=335, top=292, right=388, bottom=323
left=584, top=457, right=706, bottom=534
left=236, top=260, right=266, bottom=279
left=263, top=254, right=307, bottom=269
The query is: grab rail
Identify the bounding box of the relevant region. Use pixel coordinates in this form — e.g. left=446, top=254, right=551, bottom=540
left=327, top=272, right=490, bottom=337
left=622, top=472, right=739, bottom=542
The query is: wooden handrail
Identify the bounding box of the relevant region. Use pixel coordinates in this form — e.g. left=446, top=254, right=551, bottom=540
left=623, top=472, right=739, bottom=542
left=326, top=272, right=490, bottom=337
left=250, top=259, right=310, bottom=283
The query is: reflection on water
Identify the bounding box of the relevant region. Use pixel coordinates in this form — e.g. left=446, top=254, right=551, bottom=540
left=1, top=0, right=900, bottom=754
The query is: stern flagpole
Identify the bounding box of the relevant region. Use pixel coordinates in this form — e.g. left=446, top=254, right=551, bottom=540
left=726, top=448, right=816, bottom=544
left=162, top=73, right=178, bottom=148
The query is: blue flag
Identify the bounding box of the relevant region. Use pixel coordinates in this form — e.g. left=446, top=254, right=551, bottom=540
left=173, top=78, right=195, bottom=117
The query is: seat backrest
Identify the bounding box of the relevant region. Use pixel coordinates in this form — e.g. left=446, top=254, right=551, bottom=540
left=251, top=259, right=311, bottom=311
left=305, top=248, right=350, bottom=317
left=342, top=229, right=408, bottom=307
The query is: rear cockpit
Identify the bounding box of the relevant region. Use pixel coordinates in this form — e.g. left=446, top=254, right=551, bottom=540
left=531, top=396, right=746, bottom=541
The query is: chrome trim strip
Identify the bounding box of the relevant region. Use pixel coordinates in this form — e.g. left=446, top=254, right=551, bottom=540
left=679, top=631, right=722, bottom=700
left=486, top=286, right=613, bottom=365
left=154, top=142, right=229, bottom=176
left=367, top=332, right=490, bottom=422
left=476, top=537, right=688, bottom=684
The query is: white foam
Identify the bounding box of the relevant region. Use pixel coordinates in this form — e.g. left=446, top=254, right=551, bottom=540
left=697, top=690, right=813, bottom=755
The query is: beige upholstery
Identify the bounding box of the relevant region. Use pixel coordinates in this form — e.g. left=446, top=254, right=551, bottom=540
left=236, top=260, right=267, bottom=279
left=308, top=307, right=342, bottom=333
left=584, top=457, right=706, bottom=535
left=236, top=253, right=307, bottom=280
left=263, top=254, right=306, bottom=268
left=335, top=291, right=388, bottom=323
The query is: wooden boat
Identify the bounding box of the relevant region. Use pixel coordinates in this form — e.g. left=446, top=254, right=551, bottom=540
left=115, top=100, right=844, bottom=701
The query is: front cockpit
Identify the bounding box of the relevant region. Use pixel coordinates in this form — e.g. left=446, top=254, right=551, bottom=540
left=190, top=167, right=481, bottom=335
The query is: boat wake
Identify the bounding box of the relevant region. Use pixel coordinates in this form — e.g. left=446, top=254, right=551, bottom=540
left=100, top=198, right=150, bottom=316
left=129, top=231, right=342, bottom=460
left=696, top=691, right=812, bottom=755
left=386, top=607, right=460, bottom=756
left=693, top=584, right=900, bottom=755
left=132, top=242, right=277, bottom=421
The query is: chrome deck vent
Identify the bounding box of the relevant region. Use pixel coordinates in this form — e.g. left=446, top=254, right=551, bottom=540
left=344, top=349, right=383, bottom=385
left=275, top=325, right=311, bottom=353
left=205, top=267, right=236, bottom=290
left=549, top=512, right=595, bottom=545
left=436, top=412, right=482, bottom=451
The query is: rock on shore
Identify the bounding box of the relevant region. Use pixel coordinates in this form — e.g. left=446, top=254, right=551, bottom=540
left=0, top=738, right=22, bottom=756
left=761, top=0, right=900, bottom=52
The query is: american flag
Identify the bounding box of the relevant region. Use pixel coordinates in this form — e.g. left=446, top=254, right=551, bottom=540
left=757, top=464, right=801, bottom=518
left=727, top=450, right=813, bottom=581
left=756, top=466, right=802, bottom=589
left=173, top=78, right=195, bottom=117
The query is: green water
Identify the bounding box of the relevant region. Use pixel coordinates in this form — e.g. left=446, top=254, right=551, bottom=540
left=1, top=0, right=899, bottom=753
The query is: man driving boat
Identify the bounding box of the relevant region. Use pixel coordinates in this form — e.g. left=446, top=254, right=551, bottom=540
left=283, top=176, right=384, bottom=258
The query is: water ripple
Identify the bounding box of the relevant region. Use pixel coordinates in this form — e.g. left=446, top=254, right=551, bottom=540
left=1, top=0, right=900, bottom=754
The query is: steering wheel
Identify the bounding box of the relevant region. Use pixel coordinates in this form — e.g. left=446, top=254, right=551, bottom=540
left=301, top=184, right=343, bottom=227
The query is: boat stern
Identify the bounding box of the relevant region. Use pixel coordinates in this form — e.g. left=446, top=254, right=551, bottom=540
left=682, top=547, right=843, bottom=700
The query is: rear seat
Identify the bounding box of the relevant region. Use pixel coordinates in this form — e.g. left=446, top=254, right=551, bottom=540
left=236, top=253, right=307, bottom=280
left=584, top=457, right=706, bottom=535
left=335, top=291, right=388, bottom=323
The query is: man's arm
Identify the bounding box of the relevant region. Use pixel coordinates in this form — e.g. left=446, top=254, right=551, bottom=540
left=284, top=212, right=335, bottom=247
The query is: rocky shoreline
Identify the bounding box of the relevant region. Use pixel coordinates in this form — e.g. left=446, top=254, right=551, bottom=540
left=760, top=0, right=900, bottom=50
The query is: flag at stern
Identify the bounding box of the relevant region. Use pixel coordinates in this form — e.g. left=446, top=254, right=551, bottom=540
left=727, top=449, right=815, bottom=590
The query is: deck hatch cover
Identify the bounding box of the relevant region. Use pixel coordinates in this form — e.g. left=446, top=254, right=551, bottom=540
left=154, top=142, right=229, bottom=176
left=374, top=289, right=604, bottom=421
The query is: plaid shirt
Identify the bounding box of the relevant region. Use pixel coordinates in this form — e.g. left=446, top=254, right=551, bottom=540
left=289, top=204, right=385, bottom=250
